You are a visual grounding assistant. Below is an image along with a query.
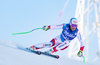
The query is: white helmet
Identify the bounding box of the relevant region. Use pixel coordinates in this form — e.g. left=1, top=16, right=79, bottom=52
left=70, top=18, right=78, bottom=26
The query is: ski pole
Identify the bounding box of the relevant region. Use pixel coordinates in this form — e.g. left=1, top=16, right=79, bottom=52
left=12, top=28, right=43, bottom=35
left=82, top=56, right=85, bottom=63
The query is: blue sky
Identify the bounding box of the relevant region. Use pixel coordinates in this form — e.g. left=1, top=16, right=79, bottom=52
left=0, top=0, right=76, bottom=42
left=0, top=0, right=99, bottom=63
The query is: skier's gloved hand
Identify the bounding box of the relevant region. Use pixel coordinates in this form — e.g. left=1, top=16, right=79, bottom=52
left=43, top=26, right=50, bottom=31
left=77, top=50, right=83, bottom=57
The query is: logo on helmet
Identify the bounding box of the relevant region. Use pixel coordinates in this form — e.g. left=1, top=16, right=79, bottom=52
left=70, top=18, right=78, bottom=25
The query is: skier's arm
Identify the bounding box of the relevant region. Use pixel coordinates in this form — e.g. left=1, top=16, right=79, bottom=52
left=43, top=24, right=63, bottom=31
left=77, top=31, right=85, bottom=57
left=77, top=31, right=85, bottom=51
left=48, top=24, right=63, bottom=29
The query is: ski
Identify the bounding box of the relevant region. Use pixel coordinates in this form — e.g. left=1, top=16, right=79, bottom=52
left=40, top=51, right=59, bottom=59
left=17, top=46, right=59, bottom=59
left=17, top=47, right=41, bottom=55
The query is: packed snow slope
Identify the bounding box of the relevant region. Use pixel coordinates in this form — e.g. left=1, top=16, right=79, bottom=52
left=0, top=42, right=100, bottom=65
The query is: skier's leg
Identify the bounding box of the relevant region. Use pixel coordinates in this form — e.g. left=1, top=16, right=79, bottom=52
left=29, top=42, right=53, bottom=50
left=54, top=42, right=69, bottom=51
left=48, top=42, right=69, bottom=54
left=31, top=35, right=61, bottom=51
left=48, top=38, right=70, bottom=54
left=28, top=35, right=62, bottom=51
left=45, top=35, right=64, bottom=54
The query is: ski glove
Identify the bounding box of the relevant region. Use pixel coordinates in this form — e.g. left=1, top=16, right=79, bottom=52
left=43, top=26, right=50, bottom=31
left=77, top=50, right=83, bottom=57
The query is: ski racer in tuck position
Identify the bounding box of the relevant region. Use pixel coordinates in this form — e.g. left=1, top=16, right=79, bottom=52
left=27, top=18, right=85, bottom=57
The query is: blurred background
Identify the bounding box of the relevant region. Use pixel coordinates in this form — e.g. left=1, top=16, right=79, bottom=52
left=0, top=0, right=100, bottom=64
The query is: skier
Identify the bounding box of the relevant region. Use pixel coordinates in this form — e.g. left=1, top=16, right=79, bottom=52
left=27, top=18, right=85, bottom=57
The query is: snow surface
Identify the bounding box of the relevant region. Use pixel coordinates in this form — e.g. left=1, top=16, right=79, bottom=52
left=0, top=42, right=100, bottom=65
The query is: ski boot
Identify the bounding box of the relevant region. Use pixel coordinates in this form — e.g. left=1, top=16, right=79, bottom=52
left=26, top=46, right=37, bottom=51
left=26, top=46, right=41, bottom=55
left=45, top=49, right=55, bottom=54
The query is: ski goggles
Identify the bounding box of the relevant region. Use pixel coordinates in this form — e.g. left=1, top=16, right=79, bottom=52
left=70, top=24, right=78, bottom=27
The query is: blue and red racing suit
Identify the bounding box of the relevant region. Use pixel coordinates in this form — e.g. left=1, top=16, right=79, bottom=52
left=31, top=23, right=85, bottom=52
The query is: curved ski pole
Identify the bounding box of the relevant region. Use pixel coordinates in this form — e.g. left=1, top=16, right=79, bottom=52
left=12, top=28, right=43, bottom=35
